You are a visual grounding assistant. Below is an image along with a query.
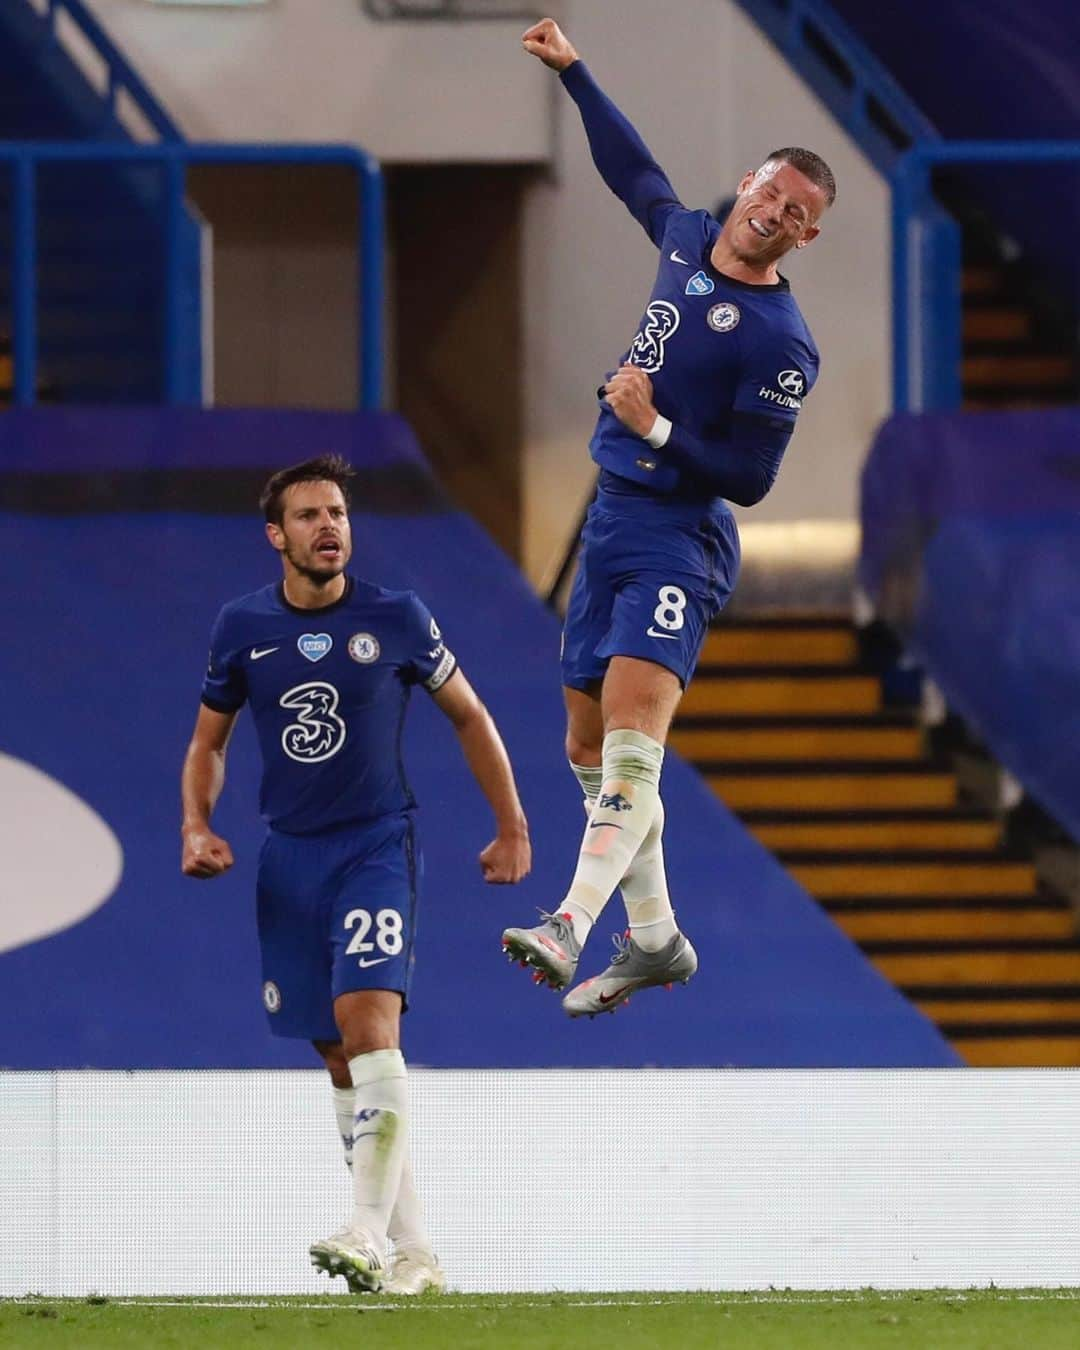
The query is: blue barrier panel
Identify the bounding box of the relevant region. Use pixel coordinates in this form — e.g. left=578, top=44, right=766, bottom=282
left=860, top=407, right=1080, bottom=844
left=0, top=409, right=958, bottom=1068
left=919, top=519, right=1080, bottom=845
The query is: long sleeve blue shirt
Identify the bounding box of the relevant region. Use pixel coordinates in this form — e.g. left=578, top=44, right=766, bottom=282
left=562, top=60, right=820, bottom=507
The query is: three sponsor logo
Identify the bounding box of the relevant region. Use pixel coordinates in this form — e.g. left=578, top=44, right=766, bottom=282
left=629, top=300, right=681, bottom=374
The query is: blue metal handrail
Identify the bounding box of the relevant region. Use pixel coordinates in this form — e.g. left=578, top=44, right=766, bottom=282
left=733, top=0, right=962, bottom=413
left=36, top=0, right=182, bottom=140
left=733, top=0, right=939, bottom=174
left=892, top=141, right=1080, bottom=413
left=1, top=142, right=385, bottom=409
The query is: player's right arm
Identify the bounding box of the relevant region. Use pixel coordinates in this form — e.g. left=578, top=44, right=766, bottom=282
left=182, top=606, right=247, bottom=880
left=522, top=18, right=681, bottom=246
left=181, top=704, right=238, bottom=879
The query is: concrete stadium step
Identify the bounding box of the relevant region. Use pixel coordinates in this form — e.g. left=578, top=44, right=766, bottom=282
left=915, top=997, right=1080, bottom=1024
left=680, top=671, right=881, bottom=717
left=830, top=906, right=1074, bottom=944
left=961, top=266, right=1002, bottom=297
left=950, top=1035, right=1080, bottom=1067
left=747, top=811, right=1001, bottom=852
left=787, top=853, right=1037, bottom=898
left=872, top=945, right=1080, bottom=985
left=671, top=719, right=922, bottom=763
left=707, top=764, right=958, bottom=812
left=962, top=307, right=1031, bottom=343
left=962, top=353, right=1075, bottom=389
left=700, top=623, right=856, bottom=667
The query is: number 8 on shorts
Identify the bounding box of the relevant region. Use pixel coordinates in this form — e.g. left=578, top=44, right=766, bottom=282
left=652, top=585, right=687, bottom=632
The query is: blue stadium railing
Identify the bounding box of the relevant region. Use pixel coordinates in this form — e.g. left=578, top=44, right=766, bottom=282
left=733, top=0, right=961, bottom=414
left=2, top=142, right=386, bottom=409
left=23, top=0, right=182, bottom=141
left=738, top=1, right=1080, bottom=414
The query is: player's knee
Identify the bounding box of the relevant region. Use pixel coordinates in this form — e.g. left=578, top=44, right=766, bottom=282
left=341, top=1026, right=398, bottom=1060
left=335, top=994, right=401, bottom=1060
left=312, top=1038, right=352, bottom=1088
left=565, top=728, right=602, bottom=765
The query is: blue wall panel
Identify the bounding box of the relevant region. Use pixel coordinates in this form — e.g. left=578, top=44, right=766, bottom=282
left=0, top=410, right=958, bottom=1068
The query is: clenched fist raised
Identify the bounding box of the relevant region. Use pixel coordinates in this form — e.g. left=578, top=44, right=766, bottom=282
left=521, top=18, right=579, bottom=72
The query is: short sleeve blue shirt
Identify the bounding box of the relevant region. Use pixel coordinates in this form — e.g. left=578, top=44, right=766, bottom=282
left=201, top=577, right=456, bottom=835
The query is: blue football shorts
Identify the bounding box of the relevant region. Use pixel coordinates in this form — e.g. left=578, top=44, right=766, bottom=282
left=255, top=811, right=420, bottom=1040
left=561, top=487, right=741, bottom=691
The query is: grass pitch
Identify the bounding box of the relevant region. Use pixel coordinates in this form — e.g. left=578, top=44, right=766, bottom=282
left=3, top=1290, right=1080, bottom=1349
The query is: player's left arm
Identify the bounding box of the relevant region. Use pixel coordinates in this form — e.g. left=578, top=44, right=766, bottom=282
left=431, top=670, right=532, bottom=885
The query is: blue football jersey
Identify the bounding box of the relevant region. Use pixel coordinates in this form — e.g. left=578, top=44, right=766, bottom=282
left=561, top=60, right=820, bottom=502
left=201, top=577, right=456, bottom=834
left=591, top=205, right=819, bottom=496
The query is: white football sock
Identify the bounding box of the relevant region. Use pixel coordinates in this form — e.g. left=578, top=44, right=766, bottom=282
left=562, top=730, right=664, bottom=919
left=387, top=1156, right=434, bottom=1258
left=333, top=1081, right=432, bottom=1256
left=564, top=762, right=605, bottom=943
left=570, top=759, right=676, bottom=949
left=620, top=798, right=678, bottom=950
left=348, top=1049, right=409, bottom=1252
left=332, top=1084, right=355, bottom=1169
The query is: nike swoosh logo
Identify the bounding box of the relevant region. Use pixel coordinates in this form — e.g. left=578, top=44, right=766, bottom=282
left=357, top=956, right=390, bottom=969
left=588, top=822, right=623, bottom=830
left=250, top=646, right=279, bottom=660
left=670, top=249, right=688, bottom=265
left=599, top=984, right=635, bottom=1006
left=646, top=627, right=679, bottom=641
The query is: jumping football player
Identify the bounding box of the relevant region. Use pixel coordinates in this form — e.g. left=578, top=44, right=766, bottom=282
left=182, top=455, right=530, bottom=1294
left=503, top=19, right=834, bottom=1017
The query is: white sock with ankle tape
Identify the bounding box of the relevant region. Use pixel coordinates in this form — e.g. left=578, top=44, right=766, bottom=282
left=620, top=797, right=678, bottom=950
left=561, top=729, right=664, bottom=920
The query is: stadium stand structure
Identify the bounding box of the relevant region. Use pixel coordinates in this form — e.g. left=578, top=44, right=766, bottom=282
left=0, top=0, right=202, bottom=405
left=849, top=408, right=1080, bottom=1066
left=738, top=0, right=1079, bottom=410
left=0, top=407, right=957, bottom=1070
left=670, top=613, right=1080, bottom=1067
left=825, top=0, right=1080, bottom=408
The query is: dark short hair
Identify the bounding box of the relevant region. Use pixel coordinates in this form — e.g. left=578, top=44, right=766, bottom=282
left=767, top=147, right=837, bottom=209
left=259, top=454, right=355, bottom=525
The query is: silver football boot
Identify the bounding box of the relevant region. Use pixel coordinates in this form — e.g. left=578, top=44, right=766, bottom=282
left=562, top=930, right=697, bottom=1017
left=501, top=910, right=582, bottom=990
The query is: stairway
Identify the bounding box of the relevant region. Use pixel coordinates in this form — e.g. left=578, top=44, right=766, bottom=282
left=0, top=333, right=57, bottom=404
left=0, top=2, right=202, bottom=405
left=959, top=248, right=1077, bottom=411
left=672, top=616, right=1080, bottom=1066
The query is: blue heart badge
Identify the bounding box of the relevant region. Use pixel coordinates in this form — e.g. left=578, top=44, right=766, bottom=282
left=298, top=633, right=333, bottom=662
left=685, top=270, right=715, bottom=297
